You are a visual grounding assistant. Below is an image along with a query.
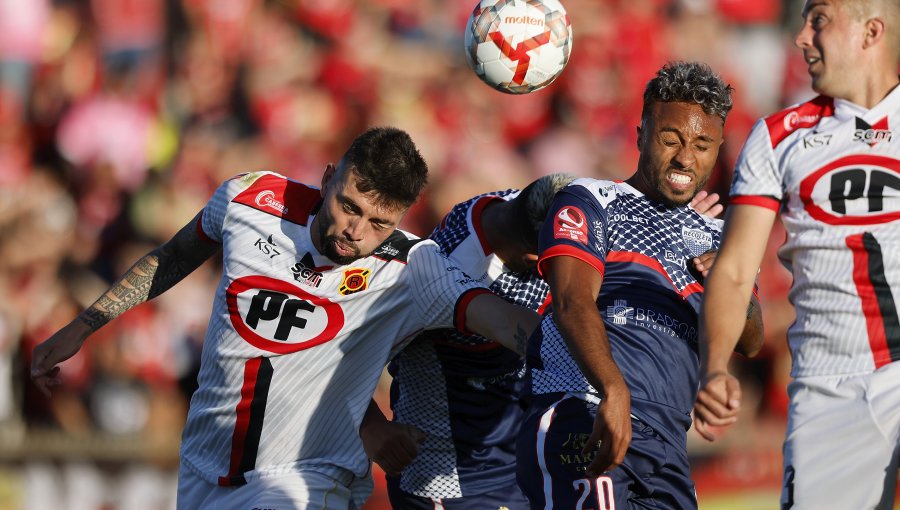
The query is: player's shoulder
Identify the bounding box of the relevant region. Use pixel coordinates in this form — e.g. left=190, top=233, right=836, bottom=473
left=761, top=95, right=836, bottom=149
left=561, top=177, right=627, bottom=208
left=225, top=170, right=322, bottom=225
left=372, top=229, right=429, bottom=264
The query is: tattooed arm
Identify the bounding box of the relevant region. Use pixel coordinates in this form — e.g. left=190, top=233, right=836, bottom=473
left=463, top=293, right=540, bottom=356
left=31, top=212, right=220, bottom=396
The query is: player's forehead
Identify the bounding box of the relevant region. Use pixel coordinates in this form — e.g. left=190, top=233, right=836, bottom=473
left=649, top=101, right=723, bottom=140
left=335, top=168, right=405, bottom=220
left=802, top=0, right=836, bottom=17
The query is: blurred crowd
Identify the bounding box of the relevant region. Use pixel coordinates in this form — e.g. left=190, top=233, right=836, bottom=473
left=0, top=0, right=817, bottom=508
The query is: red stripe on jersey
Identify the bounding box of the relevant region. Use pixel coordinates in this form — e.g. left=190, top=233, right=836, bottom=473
left=730, top=195, right=781, bottom=212
left=471, top=196, right=503, bottom=255
left=537, top=293, right=552, bottom=314
left=195, top=209, right=219, bottom=244
left=847, top=234, right=891, bottom=368
left=454, top=288, right=494, bottom=335
left=219, top=357, right=263, bottom=486
left=846, top=233, right=900, bottom=368
left=764, top=95, right=835, bottom=148
left=537, top=245, right=605, bottom=279
left=606, top=250, right=679, bottom=290
left=231, top=174, right=322, bottom=225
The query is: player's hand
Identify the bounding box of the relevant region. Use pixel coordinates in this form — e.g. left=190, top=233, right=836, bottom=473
left=583, top=384, right=631, bottom=477
left=692, top=250, right=718, bottom=280
left=31, top=319, right=92, bottom=397
left=690, top=190, right=724, bottom=218
left=360, top=420, right=426, bottom=476
left=693, top=371, right=741, bottom=442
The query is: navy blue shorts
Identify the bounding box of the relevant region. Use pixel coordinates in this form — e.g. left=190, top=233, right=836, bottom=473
left=516, top=394, right=697, bottom=510
left=386, top=475, right=529, bottom=509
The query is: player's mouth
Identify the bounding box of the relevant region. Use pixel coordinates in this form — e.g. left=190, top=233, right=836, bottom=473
left=332, top=238, right=358, bottom=257
left=804, top=54, right=821, bottom=72
left=666, top=171, right=694, bottom=193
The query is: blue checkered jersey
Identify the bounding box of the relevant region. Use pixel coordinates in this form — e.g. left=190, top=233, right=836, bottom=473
left=388, top=190, right=551, bottom=499
left=529, top=178, right=723, bottom=450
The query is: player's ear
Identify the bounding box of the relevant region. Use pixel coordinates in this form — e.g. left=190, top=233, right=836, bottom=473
left=321, top=164, right=337, bottom=196
left=636, top=124, right=643, bottom=151
left=862, top=17, right=885, bottom=49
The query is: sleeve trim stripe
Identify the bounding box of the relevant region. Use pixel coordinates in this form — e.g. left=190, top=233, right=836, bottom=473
left=537, top=245, right=605, bottom=279
left=453, top=288, right=493, bottom=335
left=730, top=195, right=780, bottom=212
left=196, top=210, right=219, bottom=244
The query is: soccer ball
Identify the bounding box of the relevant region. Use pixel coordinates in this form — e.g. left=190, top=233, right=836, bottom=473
left=464, top=0, right=573, bottom=94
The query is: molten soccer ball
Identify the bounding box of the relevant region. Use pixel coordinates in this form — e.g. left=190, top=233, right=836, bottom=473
left=464, top=0, right=573, bottom=94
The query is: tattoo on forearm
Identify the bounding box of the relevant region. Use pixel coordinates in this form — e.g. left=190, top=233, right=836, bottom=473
left=80, top=256, right=158, bottom=331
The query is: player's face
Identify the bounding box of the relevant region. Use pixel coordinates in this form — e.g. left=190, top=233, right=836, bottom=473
left=634, top=101, right=724, bottom=208
left=794, top=0, right=865, bottom=99
left=312, top=164, right=406, bottom=265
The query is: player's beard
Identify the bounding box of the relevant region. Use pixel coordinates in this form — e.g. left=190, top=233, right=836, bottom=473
left=321, top=234, right=363, bottom=265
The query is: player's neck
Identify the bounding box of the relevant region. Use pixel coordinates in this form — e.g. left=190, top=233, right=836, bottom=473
left=837, top=73, right=899, bottom=109
left=481, top=200, right=518, bottom=260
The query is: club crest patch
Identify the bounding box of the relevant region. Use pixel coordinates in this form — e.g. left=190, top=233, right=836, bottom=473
left=682, top=226, right=712, bottom=257
left=553, top=206, right=589, bottom=244
left=339, top=268, right=371, bottom=295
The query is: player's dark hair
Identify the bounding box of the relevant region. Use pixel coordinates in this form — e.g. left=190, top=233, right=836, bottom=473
left=641, top=61, right=734, bottom=123
left=342, top=126, right=428, bottom=209
left=512, top=172, right=578, bottom=251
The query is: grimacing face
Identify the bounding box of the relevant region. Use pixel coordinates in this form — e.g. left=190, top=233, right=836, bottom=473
left=635, top=101, right=724, bottom=208
left=311, top=164, right=407, bottom=265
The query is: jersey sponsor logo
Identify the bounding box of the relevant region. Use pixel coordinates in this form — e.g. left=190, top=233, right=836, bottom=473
left=226, top=275, right=344, bottom=354
left=553, top=206, right=588, bottom=244
left=592, top=219, right=605, bottom=252
left=374, top=242, right=399, bottom=258
left=682, top=226, right=713, bottom=256
left=603, top=298, right=698, bottom=341
left=802, top=133, right=833, bottom=149
left=606, top=299, right=634, bottom=325
left=289, top=260, right=323, bottom=288
left=664, top=250, right=687, bottom=269
left=595, top=183, right=617, bottom=208
left=253, top=234, right=281, bottom=258
left=765, top=95, right=835, bottom=148
left=800, top=154, right=900, bottom=225
left=853, top=117, right=892, bottom=147
left=783, top=110, right=821, bottom=133
left=339, top=268, right=370, bottom=295
left=255, top=190, right=289, bottom=214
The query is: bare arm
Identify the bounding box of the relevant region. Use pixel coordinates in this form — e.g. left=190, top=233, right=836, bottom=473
left=694, top=204, right=775, bottom=440
left=31, top=212, right=220, bottom=395
left=464, top=292, right=540, bottom=356
left=543, top=255, right=631, bottom=476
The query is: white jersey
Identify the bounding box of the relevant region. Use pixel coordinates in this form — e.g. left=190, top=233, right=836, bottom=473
left=731, top=86, right=900, bottom=377
left=179, top=172, right=488, bottom=489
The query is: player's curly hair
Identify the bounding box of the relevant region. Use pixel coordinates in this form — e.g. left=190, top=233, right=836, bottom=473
left=641, top=61, right=734, bottom=123
left=515, top=172, right=578, bottom=251
left=342, top=126, right=428, bottom=210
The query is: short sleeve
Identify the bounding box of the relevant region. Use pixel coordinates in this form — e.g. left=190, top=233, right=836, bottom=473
left=405, top=240, right=491, bottom=334
left=536, top=184, right=608, bottom=278
left=200, top=173, right=262, bottom=242
left=730, top=119, right=784, bottom=211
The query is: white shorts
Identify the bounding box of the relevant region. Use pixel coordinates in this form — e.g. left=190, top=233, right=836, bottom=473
left=782, top=361, right=900, bottom=509
left=177, top=463, right=373, bottom=510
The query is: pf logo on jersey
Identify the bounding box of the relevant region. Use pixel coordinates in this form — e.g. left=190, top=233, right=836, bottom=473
left=800, top=154, right=900, bottom=225
left=226, top=275, right=344, bottom=354
left=553, top=206, right=588, bottom=244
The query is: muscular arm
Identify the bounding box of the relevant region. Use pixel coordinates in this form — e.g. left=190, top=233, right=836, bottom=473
left=694, top=204, right=775, bottom=440
left=31, top=212, right=220, bottom=395
left=543, top=255, right=631, bottom=476
left=464, top=292, right=540, bottom=356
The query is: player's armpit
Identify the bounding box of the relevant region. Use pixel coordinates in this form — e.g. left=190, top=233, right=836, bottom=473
left=464, top=293, right=540, bottom=356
